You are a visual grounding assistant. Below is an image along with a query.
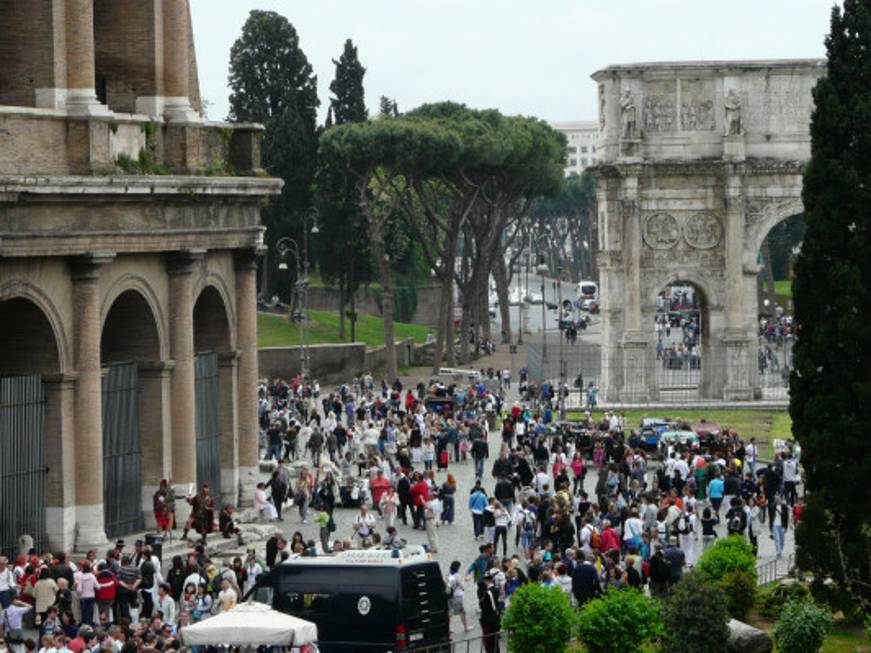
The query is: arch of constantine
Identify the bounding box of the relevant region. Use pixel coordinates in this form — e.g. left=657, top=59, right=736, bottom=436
left=0, top=0, right=280, bottom=555
left=592, top=60, right=824, bottom=403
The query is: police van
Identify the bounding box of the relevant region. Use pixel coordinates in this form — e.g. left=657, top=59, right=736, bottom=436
left=246, top=548, right=449, bottom=653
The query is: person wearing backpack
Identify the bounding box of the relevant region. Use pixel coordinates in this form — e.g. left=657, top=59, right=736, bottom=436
left=677, top=510, right=697, bottom=565
left=725, top=498, right=747, bottom=537
left=445, top=561, right=471, bottom=634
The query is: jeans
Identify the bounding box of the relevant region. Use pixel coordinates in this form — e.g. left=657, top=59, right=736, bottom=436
left=773, top=523, right=786, bottom=558
left=783, top=481, right=797, bottom=506
left=80, top=597, right=96, bottom=626
left=0, top=589, right=11, bottom=609
left=493, top=525, right=508, bottom=556
left=472, top=513, right=484, bottom=538
left=474, top=458, right=484, bottom=479
left=266, top=443, right=282, bottom=461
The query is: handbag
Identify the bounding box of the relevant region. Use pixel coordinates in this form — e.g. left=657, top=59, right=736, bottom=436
left=327, top=515, right=336, bottom=533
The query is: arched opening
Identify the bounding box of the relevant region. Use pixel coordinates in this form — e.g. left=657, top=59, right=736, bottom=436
left=100, top=289, right=162, bottom=537
left=192, top=286, right=232, bottom=505
left=0, top=297, right=58, bottom=556
left=649, top=280, right=720, bottom=401
left=754, top=213, right=803, bottom=400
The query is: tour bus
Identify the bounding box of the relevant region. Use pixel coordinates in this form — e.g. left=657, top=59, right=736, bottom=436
left=246, top=548, right=449, bottom=653
left=576, top=280, right=599, bottom=301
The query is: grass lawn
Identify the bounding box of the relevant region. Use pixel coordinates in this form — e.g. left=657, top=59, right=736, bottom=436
left=258, top=310, right=431, bottom=348
left=774, top=279, right=793, bottom=298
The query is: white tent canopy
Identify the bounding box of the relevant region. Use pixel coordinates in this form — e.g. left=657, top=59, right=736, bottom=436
left=179, top=602, right=318, bottom=647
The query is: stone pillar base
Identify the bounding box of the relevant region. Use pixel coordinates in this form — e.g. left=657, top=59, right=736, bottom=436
left=65, top=89, right=112, bottom=117
left=74, top=504, right=109, bottom=552
left=237, top=466, right=259, bottom=508
left=163, top=97, right=201, bottom=124
left=620, top=332, right=653, bottom=403
left=723, top=332, right=754, bottom=401
left=46, top=506, right=76, bottom=553
left=619, top=138, right=643, bottom=162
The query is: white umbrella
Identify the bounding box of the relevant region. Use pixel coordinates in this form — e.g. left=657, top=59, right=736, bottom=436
left=179, top=602, right=318, bottom=647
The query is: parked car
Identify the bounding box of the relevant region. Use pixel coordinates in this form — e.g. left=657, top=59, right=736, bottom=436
left=639, top=417, right=673, bottom=451
left=658, top=429, right=700, bottom=450
left=525, top=291, right=543, bottom=305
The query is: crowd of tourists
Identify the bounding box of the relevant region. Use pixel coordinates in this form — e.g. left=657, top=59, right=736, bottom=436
left=0, top=363, right=800, bottom=653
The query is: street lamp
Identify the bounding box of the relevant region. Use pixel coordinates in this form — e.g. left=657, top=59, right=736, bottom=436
left=536, top=259, right=549, bottom=388
left=276, top=236, right=306, bottom=377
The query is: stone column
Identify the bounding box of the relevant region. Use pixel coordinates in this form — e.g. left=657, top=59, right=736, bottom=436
left=619, top=174, right=652, bottom=402
left=138, top=361, right=173, bottom=526
left=234, top=250, right=260, bottom=506
left=43, top=373, right=78, bottom=553
left=62, top=0, right=109, bottom=115
left=162, top=0, right=199, bottom=122
left=723, top=168, right=754, bottom=400
left=167, top=251, right=203, bottom=523
left=218, top=351, right=239, bottom=507
left=71, top=254, right=113, bottom=550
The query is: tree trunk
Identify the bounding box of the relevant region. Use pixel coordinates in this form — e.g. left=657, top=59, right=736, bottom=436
left=478, top=272, right=491, bottom=345
left=445, top=291, right=456, bottom=367
left=493, top=256, right=512, bottom=343
left=433, top=277, right=451, bottom=374
left=371, top=224, right=398, bottom=380
left=338, top=280, right=346, bottom=340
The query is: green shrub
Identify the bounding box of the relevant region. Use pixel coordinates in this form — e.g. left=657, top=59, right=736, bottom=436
left=501, top=583, right=574, bottom=653
left=575, top=588, right=663, bottom=653
left=696, top=535, right=757, bottom=582
left=660, top=571, right=730, bottom=653
left=865, top=610, right=871, bottom=641
left=760, top=581, right=811, bottom=619
left=720, top=569, right=757, bottom=620
left=774, top=598, right=832, bottom=653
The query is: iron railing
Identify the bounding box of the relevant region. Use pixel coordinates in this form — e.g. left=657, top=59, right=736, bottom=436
left=756, top=553, right=796, bottom=585
left=412, top=632, right=505, bottom=653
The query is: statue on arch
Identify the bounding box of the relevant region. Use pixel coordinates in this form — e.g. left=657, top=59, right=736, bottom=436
left=620, top=90, right=638, bottom=139
left=724, top=88, right=743, bottom=136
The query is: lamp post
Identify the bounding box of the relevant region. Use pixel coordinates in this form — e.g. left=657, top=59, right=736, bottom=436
left=276, top=237, right=305, bottom=377
left=556, top=264, right=567, bottom=420
left=536, top=260, right=549, bottom=386
left=301, top=208, right=320, bottom=375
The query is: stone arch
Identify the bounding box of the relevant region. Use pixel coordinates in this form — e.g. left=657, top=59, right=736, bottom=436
left=193, top=284, right=233, bottom=354
left=743, top=197, right=805, bottom=269
left=0, top=280, right=69, bottom=375
left=101, top=274, right=168, bottom=362
left=193, top=272, right=236, bottom=351
left=100, top=288, right=163, bottom=365
left=644, top=269, right=722, bottom=312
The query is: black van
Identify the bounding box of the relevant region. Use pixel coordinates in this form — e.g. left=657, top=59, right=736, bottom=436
left=247, top=549, right=450, bottom=653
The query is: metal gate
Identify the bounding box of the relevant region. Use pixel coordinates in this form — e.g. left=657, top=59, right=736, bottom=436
left=102, top=362, right=144, bottom=538
left=195, top=353, right=221, bottom=505
left=0, top=376, right=47, bottom=558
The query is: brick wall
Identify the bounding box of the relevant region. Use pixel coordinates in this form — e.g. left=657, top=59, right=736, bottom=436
left=0, top=0, right=59, bottom=107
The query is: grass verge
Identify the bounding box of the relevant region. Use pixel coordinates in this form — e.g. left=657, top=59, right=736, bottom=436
left=258, top=310, right=431, bottom=348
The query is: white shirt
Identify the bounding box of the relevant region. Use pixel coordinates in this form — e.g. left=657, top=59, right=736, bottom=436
left=0, top=567, right=15, bottom=591
left=243, top=562, right=263, bottom=595
left=783, top=458, right=798, bottom=483
left=534, top=472, right=550, bottom=493
left=354, top=512, right=377, bottom=536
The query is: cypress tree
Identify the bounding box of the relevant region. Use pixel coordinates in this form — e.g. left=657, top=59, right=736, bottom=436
left=329, top=39, right=368, bottom=125
left=790, top=0, right=871, bottom=609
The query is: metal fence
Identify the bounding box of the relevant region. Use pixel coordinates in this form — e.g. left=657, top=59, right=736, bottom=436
left=102, top=362, right=144, bottom=538
left=413, top=633, right=504, bottom=653
left=195, top=353, right=222, bottom=505
left=0, top=375, right=47, bottom=558
left=757, top=553, right=796, bottom=586
left=524, top=337, right=791, bottom=404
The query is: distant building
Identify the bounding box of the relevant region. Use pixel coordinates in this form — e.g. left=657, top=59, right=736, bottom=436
left=550, top=121, right=600, bottom=177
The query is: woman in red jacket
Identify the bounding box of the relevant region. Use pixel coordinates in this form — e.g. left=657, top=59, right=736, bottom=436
left=410, top=472, right=429, bottom=530
left=94, top=563, right=118, bottom=623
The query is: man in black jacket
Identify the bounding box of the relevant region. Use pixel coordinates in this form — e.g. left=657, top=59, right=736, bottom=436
left=479, top=570, right=502, bottom=653
left=571, top=553, right=602, bottom=607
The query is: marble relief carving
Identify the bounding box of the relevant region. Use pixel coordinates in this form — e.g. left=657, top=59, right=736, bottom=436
left=684, top=213, right=723, bottom=249
left=643, top=212, right=681, bottom=249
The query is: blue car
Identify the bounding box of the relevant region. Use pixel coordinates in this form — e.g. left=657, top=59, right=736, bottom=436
left=639, top=417, right=673, bottom=451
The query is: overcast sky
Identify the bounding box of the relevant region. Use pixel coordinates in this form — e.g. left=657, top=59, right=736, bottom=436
left=190, top=0, right=837, bottom=124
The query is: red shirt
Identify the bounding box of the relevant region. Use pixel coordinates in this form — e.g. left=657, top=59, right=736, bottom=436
left=410, top=481, right=429, bottom=507
left=601, top=527, right=621, bottom=553
left=370, top=476, right=390, bottom=503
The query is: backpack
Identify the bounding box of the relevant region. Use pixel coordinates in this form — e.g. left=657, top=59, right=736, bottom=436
left=589, top=527, right=602, bottom=550
left=676, top=514, right=690, bottom=535
left=522, top=511, right=536, bottom=533
left=729, top=513, right=744, bottom=533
